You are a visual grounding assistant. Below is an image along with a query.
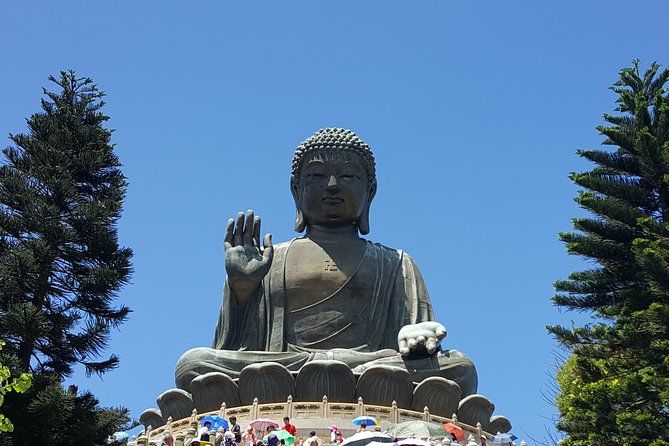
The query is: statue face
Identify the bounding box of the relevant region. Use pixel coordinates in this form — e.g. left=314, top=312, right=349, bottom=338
left=295, top=150, right=370, bottom=229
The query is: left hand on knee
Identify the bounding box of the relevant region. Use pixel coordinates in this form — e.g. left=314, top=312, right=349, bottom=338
left=397, top=321, right=446, bottom=356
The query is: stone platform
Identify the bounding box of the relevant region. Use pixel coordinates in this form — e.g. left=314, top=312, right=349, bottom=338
left=136, top=393, right=512, bottom=446
left=142, top=362, right=510, bottom=436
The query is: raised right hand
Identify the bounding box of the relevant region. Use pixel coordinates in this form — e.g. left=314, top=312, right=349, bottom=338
left=224, top=210, right=273, bottom=305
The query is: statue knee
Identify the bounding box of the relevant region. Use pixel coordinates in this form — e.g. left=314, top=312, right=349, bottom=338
left=443, top=349, right=478, bottom=397
left=175, top=347, right=214, bottom=391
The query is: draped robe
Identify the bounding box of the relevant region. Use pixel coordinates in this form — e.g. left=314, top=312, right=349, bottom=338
left=176, top=239, right=477, bottom=396
left=215, top=239, right=433, bottom=352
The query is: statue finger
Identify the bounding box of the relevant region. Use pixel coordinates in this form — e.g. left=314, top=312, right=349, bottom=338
left=435, top=326, right=447, bottom=339
left=234, top=212, right=244, bottom=246
left=416, top=335, right=426, bottom=345
left=252, top=216, right=261, bottom=247
left=407, top=338, right=418, bottom=350
left=243, top=210, right=255, bottom=245
left=425, top=337, right=438, bottom=354
left=262, top=234, right=274, bottom=261
left=224, top=218, right=234, bottom=248
left=398, top=338, right=409, bottom=356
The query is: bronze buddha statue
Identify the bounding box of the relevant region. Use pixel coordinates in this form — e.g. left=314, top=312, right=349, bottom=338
left=175, top=128, right=477, bottom=396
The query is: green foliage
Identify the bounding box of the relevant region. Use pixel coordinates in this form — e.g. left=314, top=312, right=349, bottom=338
left=549, top=61, right=669, bottom=445
left=0, top=71, right=132, bottom=442
left=0, top=70, right=133, bottom=378
left=0, top=374, right=132, bottom=445
left=0, top=341, right=31, bottom=433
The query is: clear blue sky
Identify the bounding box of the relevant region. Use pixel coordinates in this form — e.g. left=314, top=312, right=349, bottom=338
left=2, top=1, right=668, bottom=442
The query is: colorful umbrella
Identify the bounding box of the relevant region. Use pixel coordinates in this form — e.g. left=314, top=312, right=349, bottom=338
left=491, top=433, right=518, bottom=444
left=263, top=429, right=295, bottom=446
left=442, top=423, right=465, bottom=441
left=251, top=418, right=280, bottom=432
left=201, top=415, right=229, bottom=431
left=352, top=416, right=378, bottom=426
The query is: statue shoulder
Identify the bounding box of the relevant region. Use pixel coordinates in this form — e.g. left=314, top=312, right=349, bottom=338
left=273, top=240, right=294, bottom=250
left=268, top=239, right=295, bottom=259
left=366, top=240, right=417, bottom=265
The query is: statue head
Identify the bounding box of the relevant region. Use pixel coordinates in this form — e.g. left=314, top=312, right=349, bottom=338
left=291, top=128, right=377, bottom=235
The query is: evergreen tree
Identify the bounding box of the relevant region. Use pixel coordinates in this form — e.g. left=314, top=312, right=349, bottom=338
left=0, top=70, right=132, bottom=377
left=0, top=71, right=133, bottom=442
left=549, top=61, right=669, bottom=445
left=2, top=375, right=130, bottom=445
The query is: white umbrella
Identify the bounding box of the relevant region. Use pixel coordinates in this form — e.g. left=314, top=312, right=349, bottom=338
left=397, top=439, right=431, bottom=446
left=340, top=431, right=393, bottom=446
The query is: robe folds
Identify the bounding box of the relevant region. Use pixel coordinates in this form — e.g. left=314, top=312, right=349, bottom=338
left=176, top=239, right=477, bottom=396
left=213, top=239, right=434, bottom=353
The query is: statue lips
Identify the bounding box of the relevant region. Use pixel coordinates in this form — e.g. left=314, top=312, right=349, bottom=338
left=322, top=197, right=344, bottom=205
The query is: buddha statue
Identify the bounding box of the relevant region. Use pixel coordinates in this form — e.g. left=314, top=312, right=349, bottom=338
left=176, top=128, right=477, bottom=395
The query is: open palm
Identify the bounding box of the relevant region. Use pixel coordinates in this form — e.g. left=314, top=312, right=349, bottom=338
left=224, top=210, right=273, bottom=304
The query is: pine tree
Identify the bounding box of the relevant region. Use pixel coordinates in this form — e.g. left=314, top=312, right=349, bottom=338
left=0, top=71, right=132, bottom=377
left=0, top=71, right=133, bottom=442
left=2, top=375, right=130, bottom=445
left=549, top=61, right=669, bottom=445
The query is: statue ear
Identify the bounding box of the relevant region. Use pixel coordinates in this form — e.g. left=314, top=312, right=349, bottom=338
left=358, top=181, right=377, bottom=235
left=291, top=180, right=306, bottom=233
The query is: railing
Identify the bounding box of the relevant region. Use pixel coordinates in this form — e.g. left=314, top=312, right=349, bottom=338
left=133, top=395, right=498, bottom=446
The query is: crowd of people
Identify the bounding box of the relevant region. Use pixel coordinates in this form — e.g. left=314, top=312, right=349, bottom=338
left=157, top=416, right=345, bottom=446
left=154, top=416, right=506, bottom=446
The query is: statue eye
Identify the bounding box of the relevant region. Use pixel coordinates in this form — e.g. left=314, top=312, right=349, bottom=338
left=340, top=174, right=358, bottom=180
left=307, top=173, right=326, bottom=178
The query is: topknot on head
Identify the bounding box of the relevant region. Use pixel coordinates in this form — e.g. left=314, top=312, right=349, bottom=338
left=291, top=128, right=376, bottom=187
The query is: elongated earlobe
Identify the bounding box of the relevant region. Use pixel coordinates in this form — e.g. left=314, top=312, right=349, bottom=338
left=358, top=181, right=377, bottom=235
left=358, top=206, right=371, bottom=235
left=294, top=209, right=306, bottom=233
left=291, top=180, right=306, bottom=233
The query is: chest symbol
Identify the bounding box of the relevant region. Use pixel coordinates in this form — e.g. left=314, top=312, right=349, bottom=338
left=324, top=259, right=339, bottom=272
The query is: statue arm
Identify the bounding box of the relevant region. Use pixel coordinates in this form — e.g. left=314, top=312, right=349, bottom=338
left=212, top=278, right=267, bottom=350
left=378, top=252, right=434, bottom=350
left=399, top=252, right=435, bottom=323
left=384, top=252, right=448, bottom=356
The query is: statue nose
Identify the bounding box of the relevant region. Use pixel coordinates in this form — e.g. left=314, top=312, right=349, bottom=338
left=326, top=174, right=339, bottom=189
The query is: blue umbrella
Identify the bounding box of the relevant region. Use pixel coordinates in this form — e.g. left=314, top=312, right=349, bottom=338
left=352, top=416, right=378, bottom=426
left=201, top=415, right=229, bottom=431
left=491, top=433, right=518, bottom=444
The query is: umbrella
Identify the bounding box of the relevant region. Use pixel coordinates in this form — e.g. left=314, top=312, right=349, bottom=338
left=491, top=433, right=518, bottom=445
left=201, top=415, right=229, bottom=431
left=397, top=439, right=431, bottom=446
left=442, top=423, right=465, bottom=442
left=388, top=421, right=449, bottom=439
left=340, top=431, right=392, bottom=446
left=264, top=429, right=295, bottom=446
left=251, top=418, right=280, bottom=432
left=352, top=416, right=378, bottom=427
